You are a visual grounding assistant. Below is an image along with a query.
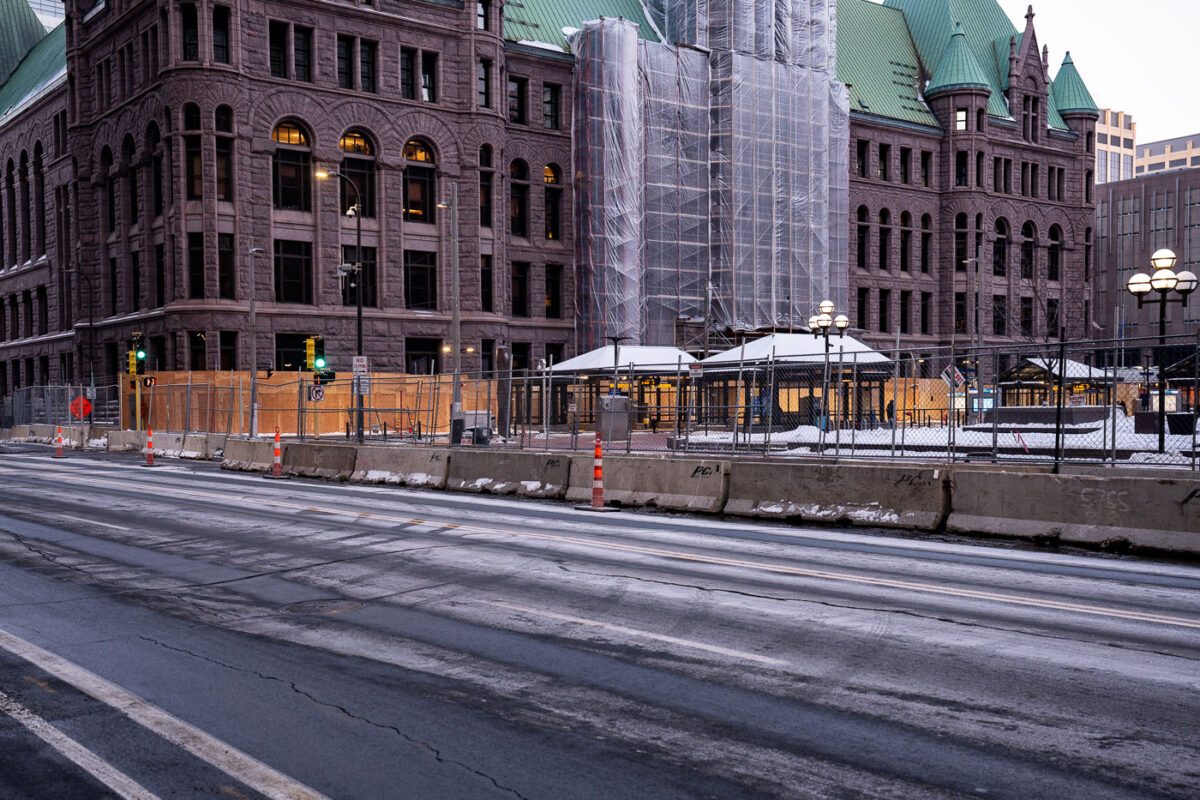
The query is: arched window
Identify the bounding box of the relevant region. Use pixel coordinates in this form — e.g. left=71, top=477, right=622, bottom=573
left=403, top=138, right=435, bottom=222
left=954, top=212, right=968, bottom=271
left=544, top=163, right=562, bottom=240
left=877, top=209, right=891, bottom=270
left=1020, top=221, right=1036, bottom=279
left=920, top=214, right=932, bottom=273
left=18, top=152, right=30, bottom=262
left=856, top=206, right=869, bottom=269
left=1047, top=225, right=1062, bottom=281
left=4, top=159, right=17, bottom=265
left=993, top=218, right=1009, bottom=277
left=215, top=106, right=234, bottom=202
left=32, top=143, right=46, bottom=255
left=272, top=121, right=312, bottom=211
left=183, top=103, right=201, bottom=130
left=146, top=123, right=164, bottom=216
left=899, top=211, right=912, bottom=272
left=339, top=129, right=375, bottom=217
left=122, top=135, right=139, bottom=226
left=509, top=159, right=529, bottom=237
left=479, top=145, right=493, bottom=228
left=100, top=147, right=116, bottom=233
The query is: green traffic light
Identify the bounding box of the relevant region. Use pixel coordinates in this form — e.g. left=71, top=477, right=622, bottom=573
left=314, top=356, right=327, bottom=369
left=136, top=349, right=146, bottom=360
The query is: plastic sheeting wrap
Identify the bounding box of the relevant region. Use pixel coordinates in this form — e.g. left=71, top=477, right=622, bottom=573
left=641, top=43, right=711, bottom=346
left=571, top=20, right=644, bottom=351
left=572, top=2, right=849, bottom=347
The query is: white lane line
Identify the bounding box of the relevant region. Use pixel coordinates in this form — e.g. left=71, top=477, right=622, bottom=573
left=488, top=601, right=790, bottom=668
left=0, top=626, right=330, bottom=800
left=57, top=514, right=130, bottom=531
left=0, top=688, right=161, bottom=800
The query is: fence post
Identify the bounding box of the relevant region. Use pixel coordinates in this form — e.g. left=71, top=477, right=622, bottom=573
left=1053, top=329, right=1066, bottom=471
left=991, top=347, right=999, bottom=460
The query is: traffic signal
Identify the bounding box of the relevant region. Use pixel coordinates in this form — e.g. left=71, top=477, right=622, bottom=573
left=305, top=337, right=315, bottom=370
left=313, top=369, right=336, bottom=385
left=127, top=350, right=137, bottom=375
left=313, top=336, right=326, bottom=370
left=132, top=332, right=146, bottom=375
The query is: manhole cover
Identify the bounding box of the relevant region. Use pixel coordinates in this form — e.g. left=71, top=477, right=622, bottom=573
left=282, top=599, right=364, bottom=615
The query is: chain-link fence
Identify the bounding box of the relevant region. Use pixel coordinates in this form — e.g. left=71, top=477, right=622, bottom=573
left=14, top=331, right=1197, bottom=470
left=2, top=384, right=122, bottom=428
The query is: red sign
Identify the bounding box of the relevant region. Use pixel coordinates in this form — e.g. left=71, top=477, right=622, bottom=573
left=70, top=396, right=92, bottom=420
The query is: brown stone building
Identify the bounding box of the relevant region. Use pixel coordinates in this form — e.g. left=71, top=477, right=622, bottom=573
left=840, top=0, right=1099, bottom=370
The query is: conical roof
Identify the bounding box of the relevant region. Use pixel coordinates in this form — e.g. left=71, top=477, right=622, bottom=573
left=1051, top=51, right=1097, bottom=115
left=0, top=0, right=46, bottom=85
left=925, top=22, right=991, bottom=96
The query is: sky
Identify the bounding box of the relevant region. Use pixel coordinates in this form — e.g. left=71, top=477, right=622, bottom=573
left=993, top=0, right=1197, bottom=144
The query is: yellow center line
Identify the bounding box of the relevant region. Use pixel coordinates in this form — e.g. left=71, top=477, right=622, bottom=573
left=10, top=464, right=1200, bottom=630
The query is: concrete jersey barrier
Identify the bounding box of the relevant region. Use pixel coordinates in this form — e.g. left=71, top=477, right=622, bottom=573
left=352, top=446, right=449, bottom=488
left=283, top=442, right=356, bottom=480
left=221, top=438, right=275, bottom=471
left=946, top=469, right=1200, bottom=553
left=106, top=430, right=143, bottom=452
left=724, top=461, right=949, bottom=531
left=446, top=450, right=571, bottom=498
left=569, top=454, right=729, bottom=513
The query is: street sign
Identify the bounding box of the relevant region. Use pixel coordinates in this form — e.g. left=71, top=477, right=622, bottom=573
left=352, top=356, right=368, bottom=376
left=353, top=375, right=370, bottom=396
left=567, top=403, right=577, bottom=412
left=308, top=385, right=325, bottom=402
left=84, top=386, right=96, bottom=400
left=70, top=396, right=92, bottom=420
left=940, top=366, right=965, bottom=390
left=688, top=363, right=704, bottom=378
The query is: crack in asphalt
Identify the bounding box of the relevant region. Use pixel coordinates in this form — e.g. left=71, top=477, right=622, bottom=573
left=556, top=564, right=1200, bottom=663
left=139, top=636, right=533, bottom=800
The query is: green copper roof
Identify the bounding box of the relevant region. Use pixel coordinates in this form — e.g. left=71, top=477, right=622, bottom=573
left=504, top=0, right=660, bottom=53
left=1051, top=51, right=1097, bottom=115
left=836, top=0, right=938, bottom=128
left=925, top=22, right=990, bottom=96
left=0, top=0, right=47, bottom=85
left=0, top=21, right=63, bottom=122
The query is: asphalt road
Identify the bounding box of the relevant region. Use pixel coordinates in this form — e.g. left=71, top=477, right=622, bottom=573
left=0, top=443, right=1198, bottom=799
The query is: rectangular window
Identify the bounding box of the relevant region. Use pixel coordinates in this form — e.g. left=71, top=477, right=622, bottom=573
left=341, top=157, right=375, bottom=217
left=341, top=245, right=377, bottom=307
left=155, top=244, right=165, bottom=307
left=189, top=331, right=206, bottom=370
left=992, top=295, right=1006, bottom=336
left=856, top=287, right=869, bottom=329
left=212, top=6, right=230, bottom=64
left=510, top=183, right=528, bottom=238
left=480, top=255, right=493, bottom=312
left=269, top=23, right=288, bottom=77
left=921, top=151, right=932, bottom=187
left=360, top=40, right=376, bottom=93
left=508, top=77, right=527, bottom=124
left=217, top=233, right=235, bottom=299
left=955, top=108, right=967, bottom=130
left=273, top=149, right=311, bottom=211
left=477, top=60, right=491, bottom=107
left=899, top=147, right=911, bottom=184
left=480, top=338, right=495, bottom=374
left=877, top=144, right=890, bottom=181
left=185, top=135, right=202, bottom=199
left=421, top=52, right=437, bottom=102
left=545, top=187, right=562, bottom=240
left=337, top=35, right=354, bottom=89
left=219, top=331, right=237, bottom=371
left=181, top=4, right=199, bottom=61
left=479, top=171, right=493, bottom=228
left=1020, top=297, right=1034, bottom=337
left=955, top=151, right=968, bottom=187
left=128, top=257, right=140, bottom=312
left=401, top=48, right=416, bottom=99
left=216, top=138, right=233, bottom=201
left=545, top=264, right=562, bottom=318
left=293, top=26, right=312, bottom=82
left=855, top=140, right=868, bottom=178
left=188, top=232, right=205, bottom=299
left=899, top=290, right=911, bottom=334
left=543, top=84, right=560, bottom=130
left=404, top=250, right=437, bottom=310
left=274, top=239, right=313, bottom=304
left=954, top=291, right=966, bottom=333
left=511, top=261, right=529, bottom=316
left=878, top=289, right=890, bottom=332
left=1046, top=298, right=1059, bottom=337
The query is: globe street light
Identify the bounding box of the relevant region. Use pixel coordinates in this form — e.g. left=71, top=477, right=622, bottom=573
left=1126, top=248, right=1197, bottom=453
left=315, top=168, right=365, bottom=443
left=809, top=301, right=849, bottom=442
left=436, top=183, right=464, bottom=444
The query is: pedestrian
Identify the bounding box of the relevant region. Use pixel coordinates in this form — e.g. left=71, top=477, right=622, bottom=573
left=885, top=399, right=895, bottom=426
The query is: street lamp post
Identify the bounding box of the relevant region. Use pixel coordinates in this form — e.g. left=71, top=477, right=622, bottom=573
left=808, top=300, right=849, bottom=450
left=1126, top=248, right=1196, bottom=453
left=247, top=246, right=265, bottom=438
left=315, top=168, right=364, bottom=443
left=65, top=268, right=96, bottom=388
left=437, top=183, right=464, bottom=445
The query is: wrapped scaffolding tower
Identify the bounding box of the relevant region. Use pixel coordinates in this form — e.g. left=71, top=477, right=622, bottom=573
left=572, top=0, right=849, bottom=348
